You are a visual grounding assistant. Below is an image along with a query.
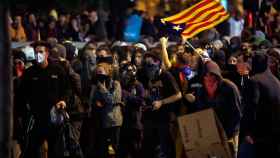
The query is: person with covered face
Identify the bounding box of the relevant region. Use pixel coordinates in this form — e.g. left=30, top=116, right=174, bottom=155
left=89, top=63, right=123, bottom=158
left=12, top=50, right=27, bottom=158
left=19, top=41, right=70, bottom=158
left=194, top=60, right=242, bottom=156
left=76, top=42, right=99, bottom=158
left=72, top=42, right=97, bottom=98
left=119, top=63, right=145, bottom=158
left=141, top=49, right=182, bottom=158
left=96, top=45, right=120, bottom=80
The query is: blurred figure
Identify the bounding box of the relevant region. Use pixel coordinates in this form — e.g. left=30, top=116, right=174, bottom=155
left=10, top=15, right=27, bottom=42
left=141, top=49, right=182, bottom=158
left=267, top=48, right=280, bottom=79
left=194, top=61, right=242, bottom=156
left=19, top=41, right=70, bottom=158
left=25, top=13, right=40, bottom=41
left=56, top=13, right=69, bottom=41
left=133, top=43, right=146, bottom=69
left=237, top=54, right=255, bottom=158
left=86, top=10, right=107, bottom=40
left=63, top=41, right=78, bottom=63
left=68, top=16, right=81, bottom=41
left=119, top=63, right=145, bottom=158
left=96, top=45, right=119, bottom=80
left=229, top=10, right=245, bottom=38
left=72, top=42, right=97, bottom=99
left=12, top=50, right=27, bottom=158
left=240, top=51, right=280, bottom=157
left=89, top=63, right=123, bottom=158
left=47, top=18, right=58, bottom=39
left=170, top=52, right=192, bottom=114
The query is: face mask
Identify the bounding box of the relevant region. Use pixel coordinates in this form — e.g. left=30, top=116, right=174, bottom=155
left=35, top=53, right=46, bottom=64
left=86, top=52, right=96, bottom=65
left=123, top=70, right=137, bottom=84
left=227, top=64, right=237, bottom=72
left=96, top=56, right=113, bottom=64
left=230, top=43, right=239, bottom=51
left=144, top=63, right=160, bottom=81
left=96, top=74, right=109, bottom=83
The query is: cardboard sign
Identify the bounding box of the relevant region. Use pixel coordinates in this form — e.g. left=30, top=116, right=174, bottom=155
left=178, top=108, right=232, bottom=158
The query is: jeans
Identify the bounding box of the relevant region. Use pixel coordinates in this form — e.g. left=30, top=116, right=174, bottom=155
left=141, top=121, right=175, bottom=158
left=237, top=140, right=255, bottom=158
left=119, top=128, right=143, bottom=158
left=21, top=123, right=58, bottom=158
left=97, top=126, right=121, bottom=158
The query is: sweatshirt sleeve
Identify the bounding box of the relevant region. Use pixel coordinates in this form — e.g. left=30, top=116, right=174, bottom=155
left=224, top=82, right=242, bottom=138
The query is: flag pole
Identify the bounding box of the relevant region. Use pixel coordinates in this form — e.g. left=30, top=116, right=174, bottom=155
left=183, top=37, right=204, bottom=59
left=184, top=39, right=196, bottom=52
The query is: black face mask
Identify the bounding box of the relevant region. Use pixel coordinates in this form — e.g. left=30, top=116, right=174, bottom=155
left=227, top=64, right=237, bottom=72
left=125, top=71, right=137, bottom=83
left=144, top=63, right=160, bottom=81
left=96, top=74, right=109, bottom=83
left=96, top=56, right=113, bottom=64
left=230, top=43, right=240, bottom=52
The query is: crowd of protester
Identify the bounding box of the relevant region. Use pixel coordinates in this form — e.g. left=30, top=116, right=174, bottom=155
left=10, top=0, right=280, bottom=158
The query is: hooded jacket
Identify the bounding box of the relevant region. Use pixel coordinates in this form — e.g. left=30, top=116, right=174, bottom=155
left=195, top=61, right=242, bottom=138
left=241, top=52, right=280, bottom=143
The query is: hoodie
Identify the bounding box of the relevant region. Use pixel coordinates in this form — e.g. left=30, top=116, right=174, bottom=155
left=195, top=61, right=242, bottom=138
left=242, top=51, right=280, bottom=144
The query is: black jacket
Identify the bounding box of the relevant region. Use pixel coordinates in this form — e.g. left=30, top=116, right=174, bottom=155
left=20, top=63, right=70, bottom=123
left=241, top=69, right=280, bottom=141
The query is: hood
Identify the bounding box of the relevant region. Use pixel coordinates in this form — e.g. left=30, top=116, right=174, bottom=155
left=203, top=60, right=222, bottom=79
left=251, top=51, right=268, bottom=75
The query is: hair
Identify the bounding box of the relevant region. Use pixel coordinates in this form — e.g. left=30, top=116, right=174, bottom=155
left=32, top=41, right=51, bottom=52
left=252, top=51, right=268, bottom=74
left=144, top=47, right=162, bottom=64
left=132, top=49, right=143, bottom=66
left=96, top=63, right=113, bottom=77
left=96, top=45, right=112, bottom=56
left=79, top=41, right=97, bottom=60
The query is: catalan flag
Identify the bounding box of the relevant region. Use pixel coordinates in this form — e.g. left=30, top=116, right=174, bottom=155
left=161, top=0, right=229, bottom=39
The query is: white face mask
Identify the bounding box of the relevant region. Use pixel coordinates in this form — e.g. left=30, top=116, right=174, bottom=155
left=36, top=52, right=46, bottom=64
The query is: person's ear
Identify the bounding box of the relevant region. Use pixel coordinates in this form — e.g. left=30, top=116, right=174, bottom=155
left=45, top=49, right=49, bottom=59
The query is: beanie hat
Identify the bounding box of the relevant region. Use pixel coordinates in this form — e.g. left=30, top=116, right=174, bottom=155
left=13, top=50, right=27, bottom=63
left=144, top=48, right=162, bottom=64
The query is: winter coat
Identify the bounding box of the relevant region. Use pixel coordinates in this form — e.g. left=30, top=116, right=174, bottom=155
left=90, top=80, right=123, bottom=128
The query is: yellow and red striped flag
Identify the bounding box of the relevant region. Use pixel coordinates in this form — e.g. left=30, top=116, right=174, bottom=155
left=161, top=0, right=229, bottom=39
